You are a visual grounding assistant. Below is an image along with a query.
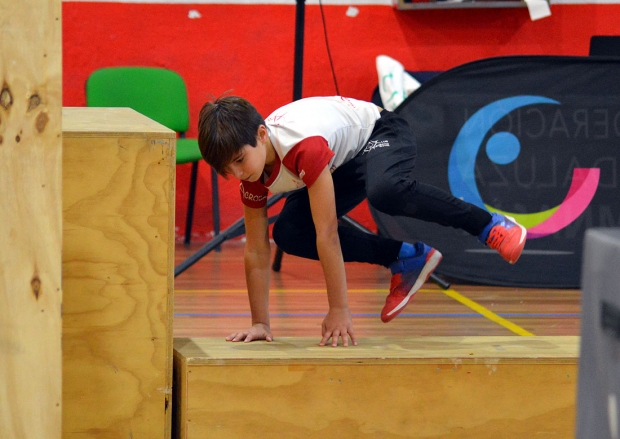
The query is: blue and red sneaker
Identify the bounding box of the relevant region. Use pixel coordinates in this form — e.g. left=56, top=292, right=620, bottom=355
left=479, top=213, right=527, bottom=264
left=381, top=244, right=442, bottom=323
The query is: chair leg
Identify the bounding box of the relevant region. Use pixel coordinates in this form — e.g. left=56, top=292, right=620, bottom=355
left=184, top=161, right=199, bottom=247
left=211, top=166, right=221, bottom=252
left=272, top=247, right=284, bottom=272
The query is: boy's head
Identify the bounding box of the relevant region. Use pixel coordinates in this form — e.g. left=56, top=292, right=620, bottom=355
left=197, top=95, right=266, bottom=176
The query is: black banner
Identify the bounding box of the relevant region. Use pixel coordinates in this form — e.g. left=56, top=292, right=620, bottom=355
left=370, top=56, right=620, bottom=288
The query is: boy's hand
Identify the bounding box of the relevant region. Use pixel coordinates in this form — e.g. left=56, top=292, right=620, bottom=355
left=320, top=307, right=357, bottom=347
left=226, top=323, right=273, bottom=343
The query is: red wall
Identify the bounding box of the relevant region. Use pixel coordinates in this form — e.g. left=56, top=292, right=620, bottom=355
left=62, top=3, right=620, bottom=241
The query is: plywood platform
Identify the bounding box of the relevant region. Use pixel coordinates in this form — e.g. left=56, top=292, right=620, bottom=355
left=172, top=212, right=582, bottom=438
left=173, top=336, right=579, bottom=439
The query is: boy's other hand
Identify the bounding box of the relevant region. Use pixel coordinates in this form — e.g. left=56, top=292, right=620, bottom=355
left=320, top=307, right=357, bottom=347
left=226, top=323, right=273, bottom=343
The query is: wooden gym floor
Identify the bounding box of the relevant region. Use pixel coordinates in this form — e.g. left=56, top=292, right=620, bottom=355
left=173, top=241, right=581, bottom=342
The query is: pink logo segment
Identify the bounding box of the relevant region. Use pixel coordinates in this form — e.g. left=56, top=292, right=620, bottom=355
left=526, top=168, right=600, bottom=239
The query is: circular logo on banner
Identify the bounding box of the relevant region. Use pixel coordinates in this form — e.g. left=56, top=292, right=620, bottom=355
left=448, top=95, right=600, bottom=239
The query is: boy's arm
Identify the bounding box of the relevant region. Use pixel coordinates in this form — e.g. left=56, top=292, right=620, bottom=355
left=226, top=203, right=273, bottom=342
left=307, top=166, right=357, bottom=347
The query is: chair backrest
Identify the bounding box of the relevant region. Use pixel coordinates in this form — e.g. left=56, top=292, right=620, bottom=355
left=86, top=67, right=190, bottom=133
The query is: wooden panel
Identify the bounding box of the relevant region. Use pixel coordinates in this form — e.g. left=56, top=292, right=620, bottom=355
left=174, top=337, right=578, bottom=439
left=176, top=336, right=579, bottom=365
left=0, top=0, right=63, bottom=437
left=62, top=108, right=175, bottom=439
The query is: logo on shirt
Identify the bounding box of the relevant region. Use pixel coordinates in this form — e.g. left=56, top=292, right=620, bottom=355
left=362, top=139, right=390, bottom=154
left=240, top=183, right=267, bottom=203
left=267, top=112, right=288, bottom=125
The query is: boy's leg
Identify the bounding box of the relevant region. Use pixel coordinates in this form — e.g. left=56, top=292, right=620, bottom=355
left=358, top=110, right=526, bottom=264
left=272, top=161, right=401, bottom=268
left=358, top=112, right=491, bottom=236
left=272, top=159, right=440, bottom=323
left=353, top=111, right=526, bottom=321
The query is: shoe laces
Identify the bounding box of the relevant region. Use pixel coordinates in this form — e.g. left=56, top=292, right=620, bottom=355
left=487, top=226, right=506, bottom=250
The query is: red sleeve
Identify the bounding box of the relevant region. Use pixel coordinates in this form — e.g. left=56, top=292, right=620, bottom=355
left=239, top=180, right=268, bottom=208
left=282, top=136, right=334, bottom=188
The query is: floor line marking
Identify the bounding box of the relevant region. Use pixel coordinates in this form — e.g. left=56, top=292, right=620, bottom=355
left=442, top=288, right=535, bottom=336
left=174, top=288, right=438, bottom=294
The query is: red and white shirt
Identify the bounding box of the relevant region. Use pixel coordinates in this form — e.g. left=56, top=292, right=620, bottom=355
left=240, top=96, right=381, bottom=208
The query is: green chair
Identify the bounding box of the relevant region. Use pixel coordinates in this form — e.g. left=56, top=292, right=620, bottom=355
left=86, top=67, right=219, bottom=246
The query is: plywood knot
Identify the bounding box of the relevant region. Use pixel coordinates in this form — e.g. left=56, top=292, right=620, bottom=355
left=31, top=275, right=41, bottom=300
left=28, top=94, right=42, bottom=111
left=0, top=86, right=12, bottom=110
left=36, top=112, right=49, bottom=133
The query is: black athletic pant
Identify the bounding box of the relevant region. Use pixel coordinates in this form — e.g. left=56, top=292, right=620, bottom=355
left=272, top=110, right=492, bottom=268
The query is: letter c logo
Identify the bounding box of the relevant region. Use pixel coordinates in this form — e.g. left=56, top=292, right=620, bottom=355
left=448, top=96, right=600, bottom=239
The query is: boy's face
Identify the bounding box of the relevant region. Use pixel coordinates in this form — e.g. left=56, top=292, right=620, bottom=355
left=225, top=127, right=269, bottom=182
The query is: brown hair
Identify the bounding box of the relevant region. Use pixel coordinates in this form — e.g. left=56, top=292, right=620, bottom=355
left=197, top=95, right=265, bottom=176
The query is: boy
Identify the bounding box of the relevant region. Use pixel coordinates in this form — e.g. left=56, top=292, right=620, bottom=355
left=198, top=95, right=526, bottom=347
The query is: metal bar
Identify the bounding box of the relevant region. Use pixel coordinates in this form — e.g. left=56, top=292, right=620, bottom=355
left=339, top=216, right=451, bottom=290
left=175, top=193, right=287, bottom=277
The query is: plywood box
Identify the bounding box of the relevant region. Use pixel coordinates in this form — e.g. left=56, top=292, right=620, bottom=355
left=174, top=336, right=579, bottom=439
left=62, top=107, right=176, bottom=439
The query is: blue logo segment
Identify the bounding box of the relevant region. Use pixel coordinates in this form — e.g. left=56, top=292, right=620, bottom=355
left=448, top=95, right=559, bottom=209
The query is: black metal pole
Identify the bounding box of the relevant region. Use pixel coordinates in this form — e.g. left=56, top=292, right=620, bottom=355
left=175, top=193, right=286, bottom=277
left=273, top=0, right=306, bottom=272
left=273, top=0, right=449, bottom=291
left=175, top=216, right=245, bottom=277
left=293, top=0, right=305, bottom=102
left=339, top=216, right=451, bottom=290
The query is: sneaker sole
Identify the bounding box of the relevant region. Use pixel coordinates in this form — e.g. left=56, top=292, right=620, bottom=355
left=384, top=249, right=443, bottom=320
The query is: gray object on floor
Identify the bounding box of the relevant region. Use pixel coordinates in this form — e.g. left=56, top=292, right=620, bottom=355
left=577, top=228, right=620, bottom=439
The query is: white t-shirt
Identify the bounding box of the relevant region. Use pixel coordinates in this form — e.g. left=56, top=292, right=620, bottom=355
left=240, top=96, right=381, bottom=208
